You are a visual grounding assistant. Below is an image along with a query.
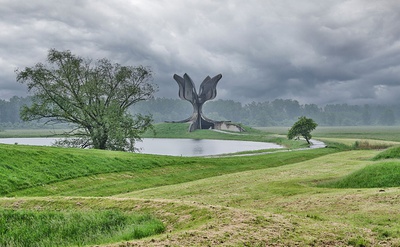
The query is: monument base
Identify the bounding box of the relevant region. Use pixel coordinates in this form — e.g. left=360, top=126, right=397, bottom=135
left=166, top=120, right=244, bottom=132
left=213, top=121, right=244, bottom=132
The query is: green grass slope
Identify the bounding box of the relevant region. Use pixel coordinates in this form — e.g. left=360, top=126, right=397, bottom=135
left=321, top=162, right=400, bottom=188
left=0, top=144, right=174, bottom=195
left=318, top=146, right=400, bottom=189
left=372, top=145, right=400, bottom=160
left=0, top=143, right=336, bottom=197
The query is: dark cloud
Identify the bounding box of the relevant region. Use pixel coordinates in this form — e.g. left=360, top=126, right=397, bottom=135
left=0, top=0, right=399, bottom=105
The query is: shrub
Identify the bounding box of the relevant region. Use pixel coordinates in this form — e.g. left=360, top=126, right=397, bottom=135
left=352, top=141, right=392, bottom=150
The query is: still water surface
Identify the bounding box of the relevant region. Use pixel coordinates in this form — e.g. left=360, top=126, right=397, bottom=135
left=0, top=138, right=283, bottom=157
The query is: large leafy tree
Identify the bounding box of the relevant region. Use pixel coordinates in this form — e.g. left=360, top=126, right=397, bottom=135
left=16, top=49, right=157, bottom=151
left=287, top=116, right=318, bottom=144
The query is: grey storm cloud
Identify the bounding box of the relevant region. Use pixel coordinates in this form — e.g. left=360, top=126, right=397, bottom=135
left=0, top=0, right=399, bottom=105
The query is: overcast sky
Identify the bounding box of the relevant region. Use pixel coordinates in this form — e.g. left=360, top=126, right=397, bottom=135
left=1, top=0, right=400, bottom=105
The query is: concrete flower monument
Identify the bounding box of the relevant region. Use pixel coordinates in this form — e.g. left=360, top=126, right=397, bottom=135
left=171, top=73, right=243, bottom=132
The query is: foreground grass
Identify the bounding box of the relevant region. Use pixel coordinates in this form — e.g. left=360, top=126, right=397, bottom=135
left=2, top=149, right=397, bottom=246
left=117, top=150, right=400, bottom=246
left=1, top=125, right=400, bottom=246
left=0, top=209, right=164, bottom=246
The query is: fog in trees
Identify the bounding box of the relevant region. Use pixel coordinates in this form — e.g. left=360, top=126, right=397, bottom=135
left=2, top=97, right=400, bottom=129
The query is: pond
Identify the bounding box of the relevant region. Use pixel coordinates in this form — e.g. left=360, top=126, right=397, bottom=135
left=0, top=138, right=284, bottom=157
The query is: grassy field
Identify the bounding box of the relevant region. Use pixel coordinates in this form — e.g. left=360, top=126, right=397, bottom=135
left=1, top=124, right=400, bottom=246
left=0, top=128, right=70, bottom=138
left=259, top=125, right=400, bottom=142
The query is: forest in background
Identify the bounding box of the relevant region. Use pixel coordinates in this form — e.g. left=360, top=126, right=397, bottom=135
left=0, top=96, right=399, bottom=128
left=131, top=98, right=398, bottom=126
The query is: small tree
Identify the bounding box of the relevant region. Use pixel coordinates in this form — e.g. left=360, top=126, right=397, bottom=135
left=287, top=116, right=318, bottom=144
left=16, top=49, right=157, bottom=151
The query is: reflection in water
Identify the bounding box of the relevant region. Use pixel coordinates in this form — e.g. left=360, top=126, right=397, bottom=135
left=0, top=138, right=284, bottom=157
left=138, top=138, right=283, bottom=156
left=193, top=144, right=204, bottom=155
left=191, top=139, right=204, bottom=155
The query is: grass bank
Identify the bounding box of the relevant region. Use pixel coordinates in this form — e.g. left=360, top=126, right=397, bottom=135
left=320, top=146, right=400, bottom=188
left=0, top=143, right=336, bottom=197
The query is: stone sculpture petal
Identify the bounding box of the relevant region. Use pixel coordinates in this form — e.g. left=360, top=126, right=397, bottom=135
left=183, top=73, right=198, bottom=104
left=198, top=74, right=222, bottom=104
left=173, top=73, right=198, bottom=104
left=173, top=74, right=186, bottom=101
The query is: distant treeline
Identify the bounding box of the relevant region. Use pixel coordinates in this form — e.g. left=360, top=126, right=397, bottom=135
left=0, top=96, right=34, bottom=128
left=131, top=98, right=399, bottom=126
left=0, top=96, right=399, bottom=128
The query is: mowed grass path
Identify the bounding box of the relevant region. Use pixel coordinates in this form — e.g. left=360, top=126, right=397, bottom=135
left=118, top=150, right=400, bottom=245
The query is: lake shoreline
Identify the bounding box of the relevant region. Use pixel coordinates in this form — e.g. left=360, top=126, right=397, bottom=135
left=0, top=137, right=285, bottom=157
